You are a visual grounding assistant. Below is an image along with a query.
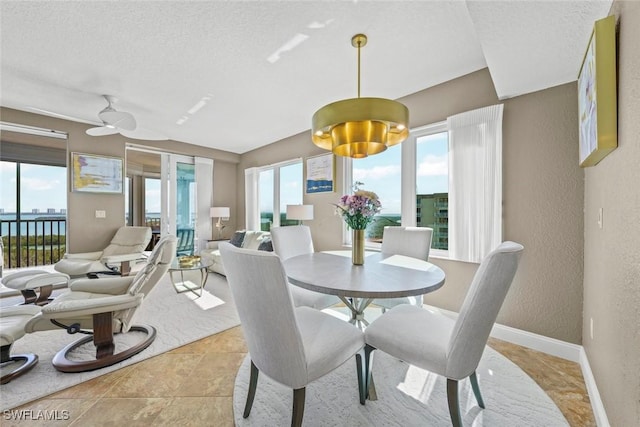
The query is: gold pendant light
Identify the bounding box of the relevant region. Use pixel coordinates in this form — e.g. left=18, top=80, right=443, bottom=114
left=312, top=34, right=409, bottom=159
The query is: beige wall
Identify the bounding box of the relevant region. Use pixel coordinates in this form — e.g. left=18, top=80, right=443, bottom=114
left=239, top=68, right=585, bottom=344
left=1, top=107, right=239, bottom=252
left=583, top=2, right=640, bottom=425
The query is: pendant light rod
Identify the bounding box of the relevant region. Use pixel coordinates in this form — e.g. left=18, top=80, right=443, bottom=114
left=351, top=34, right=367, bottom=98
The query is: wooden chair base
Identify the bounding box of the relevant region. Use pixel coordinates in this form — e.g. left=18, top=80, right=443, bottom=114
left=0, top=351, right=39, bottom=385
left=52, top=325, right=156, bottom=373
left=20, top=285, right=53, bottom=306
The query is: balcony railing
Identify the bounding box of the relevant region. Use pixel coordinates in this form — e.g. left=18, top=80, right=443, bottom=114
left=1, top=218, right=66, bottom=269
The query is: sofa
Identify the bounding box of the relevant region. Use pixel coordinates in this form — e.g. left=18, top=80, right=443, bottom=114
left=201, top=230, right=271, bottom=275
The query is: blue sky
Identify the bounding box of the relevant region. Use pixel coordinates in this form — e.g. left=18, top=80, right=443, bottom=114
left=353, top=132, right=448, bottom=214
left=0, top=162, right=67, bottom=212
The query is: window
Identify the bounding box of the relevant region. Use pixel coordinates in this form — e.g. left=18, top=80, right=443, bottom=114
left=279, top=162, right=303, bottom=226
left=416, top=128, right=449, bottom=251
left=345, top=122, right=448, bottom=252
left=0, top=160, right=67, bottom=267
left=345, top=103, right=503, bottom=262
left=351, top=144, right=402, bottom=243
left=252, top=159, right=303, bottom=232
left=259, top=169, right=274, bottom=231
left=144, top=178, right=161, bottom=231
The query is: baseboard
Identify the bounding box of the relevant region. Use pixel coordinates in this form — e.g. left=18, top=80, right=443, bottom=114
left=424, top=304, right=609, bottom=426
left=489, top=322, right=582, bottom=362
left=425, top=304, right=582, bottom=362
left=579, top=348, right=610, bottom=427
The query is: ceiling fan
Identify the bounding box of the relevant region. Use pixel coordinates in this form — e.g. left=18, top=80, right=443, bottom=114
left=28, top=94, right=168, bottom=141
left=86, top=95, right=137, bottom=136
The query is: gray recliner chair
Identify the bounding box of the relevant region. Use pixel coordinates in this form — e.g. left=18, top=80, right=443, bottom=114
left=54, top=226, right=152, bottom=278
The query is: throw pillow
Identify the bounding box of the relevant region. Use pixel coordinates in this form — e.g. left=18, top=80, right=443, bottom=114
left=257, top=238, right=273, bottom=252
left=229, top=231, right=246, bottom=247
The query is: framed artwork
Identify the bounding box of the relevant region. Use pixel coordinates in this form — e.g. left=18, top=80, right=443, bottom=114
left=578, top=15, right=617, bottom=167
left=71, top=152, right=123, bottom=193
left=305, top=153, right=335, bottom=193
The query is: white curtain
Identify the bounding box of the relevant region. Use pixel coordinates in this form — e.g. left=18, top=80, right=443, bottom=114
left=244, top=167, right=260, bottom=230
left=448, top=104, right=503, bottom=263
left=195, top=157, right=214, bottom=253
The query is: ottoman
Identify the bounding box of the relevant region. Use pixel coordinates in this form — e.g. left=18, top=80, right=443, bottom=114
left=0, top=305, right=41, bottom=384
left=1, top=270, right=70, bottom=305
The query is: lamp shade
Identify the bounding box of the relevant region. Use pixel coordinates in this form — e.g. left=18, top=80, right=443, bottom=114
left=311, top=34, right=409, bottom=159
left=210, top=207, right=230, bottom=219
left=286, top=205, right=314, bottom=221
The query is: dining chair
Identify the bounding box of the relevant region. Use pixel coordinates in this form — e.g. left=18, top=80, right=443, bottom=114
left=374, top=226, right=433, bottom=312
left=219, top=243, right=367, bottom=426
left=271, top=225, right=340, bottom=310
left=364, top=241, right=524, bottom=427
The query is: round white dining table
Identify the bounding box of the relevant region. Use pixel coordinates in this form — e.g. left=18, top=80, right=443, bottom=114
left=282, top=250, right=446, bottom=328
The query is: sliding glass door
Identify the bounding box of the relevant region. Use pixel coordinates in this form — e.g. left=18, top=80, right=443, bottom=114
left=160, top=154, right=213, bottom=256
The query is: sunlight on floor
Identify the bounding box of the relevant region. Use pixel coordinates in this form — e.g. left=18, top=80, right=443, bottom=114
left=183, top=288, right=226, bottom=310
left=397, top=365, right=438, bottom=402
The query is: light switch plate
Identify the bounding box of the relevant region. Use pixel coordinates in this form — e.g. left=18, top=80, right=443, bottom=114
left=95, top=210, right=106, bottom=219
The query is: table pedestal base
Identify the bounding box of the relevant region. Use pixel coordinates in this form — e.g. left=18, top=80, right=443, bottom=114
left=339, top=296, right=373, bottom=330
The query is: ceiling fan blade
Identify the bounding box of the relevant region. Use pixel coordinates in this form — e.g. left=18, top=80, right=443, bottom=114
left=86, top=126, right=120, bottom=136
left=120, top=127, right=168, bottom=141
left=99, top=110, right=136, bottom=131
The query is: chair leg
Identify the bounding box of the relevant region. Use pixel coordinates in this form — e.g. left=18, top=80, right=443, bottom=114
left=292, top=387, right=305, bottom=427
left=355, top=350, right=366, bottom=405
left=364, top=344, right=376, bottom=400
left=447, top=378, right=463, bottom=427
left=469, top=371, right=485, bottom=408
left=243, top=360, right=259, bottom=418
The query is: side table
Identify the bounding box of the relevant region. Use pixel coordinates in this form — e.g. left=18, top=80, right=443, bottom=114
left=168, top=259, right=213, bottom=297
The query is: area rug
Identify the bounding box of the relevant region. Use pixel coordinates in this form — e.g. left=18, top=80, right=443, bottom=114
left=1, top=272, right=240, bottom=410
left=233, top=346, right=569, bottom=426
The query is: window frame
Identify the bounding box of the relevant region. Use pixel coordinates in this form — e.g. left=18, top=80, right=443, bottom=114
left=343, top=120, right=450, bottom=258
left=256, top=157, right=303, bottom=230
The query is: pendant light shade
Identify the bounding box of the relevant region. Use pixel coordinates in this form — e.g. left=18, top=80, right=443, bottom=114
left=312, top=34, right=409, bottom=159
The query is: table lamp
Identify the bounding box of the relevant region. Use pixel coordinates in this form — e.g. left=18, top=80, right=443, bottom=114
left=286, top=205, right=314, bottom=225
left=210, top=207, right=230, bottom=239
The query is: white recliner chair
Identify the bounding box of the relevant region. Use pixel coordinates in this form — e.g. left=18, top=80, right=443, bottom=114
left=1, top=305, right=42, bottom=384
left=25, top=235, right=177, bottom=373
left=54, top=226, right=152, bottom=278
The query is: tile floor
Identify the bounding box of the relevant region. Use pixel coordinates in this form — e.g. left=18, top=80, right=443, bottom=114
left=3, top=326, right=595, bottom=426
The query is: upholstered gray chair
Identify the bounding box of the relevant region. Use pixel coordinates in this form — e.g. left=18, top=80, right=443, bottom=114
left=374, top=226, right=433, bottom=312
left=54, top=226, right=152, bottom=278
left=219, top=242, right=366, bottom=426
left=365, top=241, right=524, bottom=427
left=271, top=225, right=340, bottom=310
left=25, top=235, right=177, bottom=373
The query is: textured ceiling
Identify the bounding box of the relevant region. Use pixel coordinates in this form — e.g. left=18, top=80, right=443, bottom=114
left=0, top=1, right=612, bottom=154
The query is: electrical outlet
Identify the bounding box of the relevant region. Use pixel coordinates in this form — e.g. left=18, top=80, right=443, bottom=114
left=590, top=317, right=594, bottom=340
left=95, top=210, right=106, bottom=219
